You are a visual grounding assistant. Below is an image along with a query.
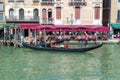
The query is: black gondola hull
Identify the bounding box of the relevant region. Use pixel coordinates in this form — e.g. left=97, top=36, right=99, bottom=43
left=22, top=42, right=103, bottom=52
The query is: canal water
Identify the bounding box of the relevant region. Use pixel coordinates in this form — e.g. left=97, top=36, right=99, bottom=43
left=0, top=44, right=120, bottom=80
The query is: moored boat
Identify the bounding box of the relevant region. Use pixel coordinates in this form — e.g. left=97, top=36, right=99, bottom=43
left=22, top=42, right=103, bottom=52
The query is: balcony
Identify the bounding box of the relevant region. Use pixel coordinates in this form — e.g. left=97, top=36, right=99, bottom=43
left=6, top=16, right=39, bottom=23
left=8, top=0, right=14, bottom=2
left=17, top=0, right=24, bottom=2
left=41, top=0, right=54, bottom=5
left=33, top=0, right=39, bottom=2
left=69, top=1, right=87, bottom=6
left=41, top=18, right=54, bottom=25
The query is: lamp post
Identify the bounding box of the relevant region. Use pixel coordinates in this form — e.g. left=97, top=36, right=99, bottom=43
left=67, top=13, right=74, bottom=39
left=67, top=14, right=74, bottom=25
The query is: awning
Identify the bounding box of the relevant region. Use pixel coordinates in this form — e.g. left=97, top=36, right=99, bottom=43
left=0, top=23, right=19, bottom=29
left=20, top=24, right=110, bottom=32
left=111, top=24, right=120, bottom=29
left=94, top=26, right=110, bottom=32
left=20, top=24, right=39, bottom=29
left=73, top=25, right=110, bottom=32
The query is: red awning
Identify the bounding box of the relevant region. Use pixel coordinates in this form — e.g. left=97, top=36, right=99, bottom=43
left=94, top=26, right=110, bottom=32
left=74, top=25, right=110, bottom=32
left=20, top=24, right=110, bottom=32
left=20, top=24, right=39, bottom=29
left=38, top=25, right=55, bottom=29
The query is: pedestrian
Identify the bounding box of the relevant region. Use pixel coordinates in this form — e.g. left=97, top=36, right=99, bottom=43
left=84, top=32, right=89, bottom=47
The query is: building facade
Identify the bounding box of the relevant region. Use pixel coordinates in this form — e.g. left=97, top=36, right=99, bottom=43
left=5, top=0, right=103, bottom=25
left=0, top=0, right=5, bottom=24
left=111, top=0, right=120, bottom=34
left=102, top=0, right=111, bottom=26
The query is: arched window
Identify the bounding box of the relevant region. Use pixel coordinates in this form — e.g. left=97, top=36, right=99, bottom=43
left=48, top=8, right=52, bottom=19
left=33, top=9, right=39, bottom=20
left=42, top=8, right=47, bottom=20
left=9, top=8, right=14, bottom=19
left=19, top=9, right=24, bottom=20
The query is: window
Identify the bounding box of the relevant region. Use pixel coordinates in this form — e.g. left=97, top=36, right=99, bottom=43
left=33, top=9, right=39, bottom=20
left=75, top=7, right=80, bottom=19
left=94, top=7, right=100, bottom=19
left=118, top=0, right=120, bottom=2
left=19, top=9, right=24, bottom=20
left=9, top=9, right=14, bottom=19
left=117, top=10, right=120, bottom=20
left=48, top=9, right=52, bottom=19
left=0, top=2, right=4, bottom=11
left=56, top=7, right=61, bottom=19
left=0, top=13, right=4, bottom=21
left=42, top=8, right=47, bottom=19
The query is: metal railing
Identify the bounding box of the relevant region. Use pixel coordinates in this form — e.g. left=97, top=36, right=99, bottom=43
left=17, top=0, right=24, bottom=2
left=69, top=0, right=87, bottom=6
left=42, top=18, right=54, bottom=24
left=33, top=0, right=39, bottom=2
left=8, top=0, right=14, bottom=2
left=41, top=0, right=54, bottom=5
left=42, top=0, right=54, bottom=1
left=6, top=16, right=39, bottom=21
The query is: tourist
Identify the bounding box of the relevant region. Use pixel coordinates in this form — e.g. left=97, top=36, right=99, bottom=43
left=30, top=37, right=34, bottom=45
left=64, top=44, right=69, bottom=48
left=59, top=43, right=64, bottom=48
left=94, top=32, right=97, bottom=44
left=84, top=32, right=89, bottom=47
left=52, top=43, right=57, bottom=48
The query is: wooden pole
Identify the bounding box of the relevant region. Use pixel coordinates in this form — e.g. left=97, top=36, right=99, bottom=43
left=35, top=29, right=37, bottom=45
left=14, top=28, right=17, bottom=48
left=43, top=29, right=46, bottom=48
left=4, top=28, right=6, bottom=44
left=8, top=27, right=11, bottom=46
left=29, top=29, right=31, bottom=44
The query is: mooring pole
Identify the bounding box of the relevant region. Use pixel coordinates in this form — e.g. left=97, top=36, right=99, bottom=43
left=14, top=28, right=17, bottom=48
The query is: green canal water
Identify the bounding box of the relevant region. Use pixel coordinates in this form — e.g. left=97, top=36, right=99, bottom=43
left=0, top=44, right=120, bottom=80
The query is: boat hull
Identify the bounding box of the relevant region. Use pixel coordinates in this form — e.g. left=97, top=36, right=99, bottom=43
left=22, top=42, right=103, bottom=52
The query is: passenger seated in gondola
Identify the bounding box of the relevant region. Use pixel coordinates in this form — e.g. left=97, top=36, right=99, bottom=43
left=52, top=43, right=57, bottom=48
left=39, top=40, right=51, bottom=48
left=59, top=43, right=64, bottom=48
left=39, top=40, right=45, bottom=47
left=64, top=45, right=69, bottom=48
left=30, top=37, right=34, bottom=45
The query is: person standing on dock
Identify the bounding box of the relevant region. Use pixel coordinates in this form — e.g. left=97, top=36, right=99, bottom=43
left=84, top=32, right=89, bottom=47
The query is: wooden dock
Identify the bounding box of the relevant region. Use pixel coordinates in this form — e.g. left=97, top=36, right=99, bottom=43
left=0, top=40, right=14, bottom=46
left=0, top=40, right=22, bottom=47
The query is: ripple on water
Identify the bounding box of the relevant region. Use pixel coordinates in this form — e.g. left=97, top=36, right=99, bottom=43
left=0, top=44, right=120, bottom=80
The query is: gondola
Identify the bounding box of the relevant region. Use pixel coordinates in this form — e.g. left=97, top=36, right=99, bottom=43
left=22, top=42, right=103, bottom=52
